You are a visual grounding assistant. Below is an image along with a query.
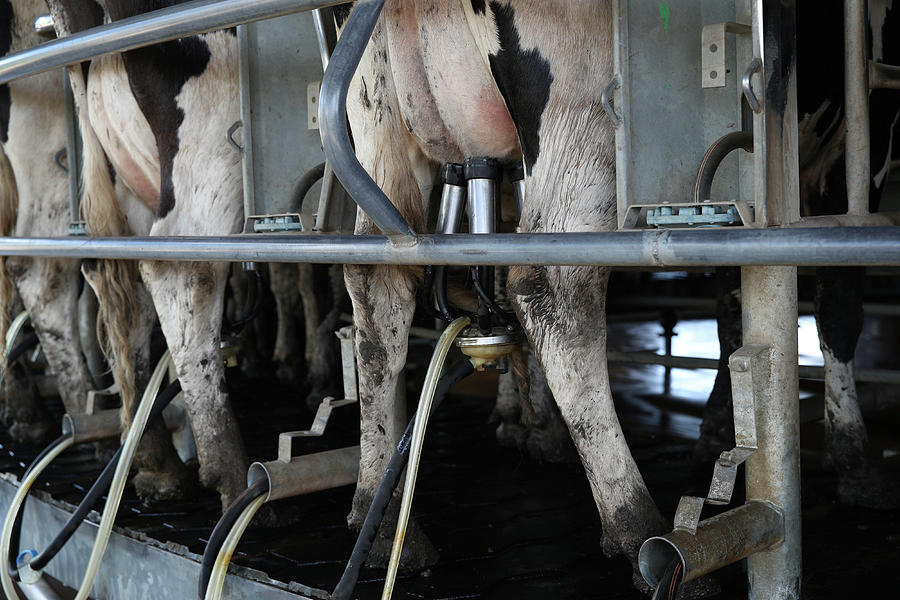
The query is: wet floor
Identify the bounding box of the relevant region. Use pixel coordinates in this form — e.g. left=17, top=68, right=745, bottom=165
left=2, top=298, right=900, bottom=599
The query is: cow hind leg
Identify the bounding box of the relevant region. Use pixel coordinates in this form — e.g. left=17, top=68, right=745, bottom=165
left=345, top=263, right=437, bottom=569
left=141, top=260, right=249, bottom=509
left=510, top=265, right=668, bottom=564
left=815, top=267, right=900, bottom=508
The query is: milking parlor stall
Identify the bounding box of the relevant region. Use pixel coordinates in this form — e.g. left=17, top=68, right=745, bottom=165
left=0, top=0, right=899, bottom=599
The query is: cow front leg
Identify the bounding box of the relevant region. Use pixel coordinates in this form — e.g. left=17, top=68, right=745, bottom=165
left=141, top=259, right=249, bottom=509
left=269, top=262, right=305, bottom=388
left=815, top=267, right=899, bottom=508
left=344, top=263, right=437, bottom=569
left=510, top=265, right=667, bottom=566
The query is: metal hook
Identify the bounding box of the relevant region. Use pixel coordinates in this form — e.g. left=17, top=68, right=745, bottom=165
left=54, top=148, right=68, bottom=174
left=226, top=120, right=243, bottom=153
left=602, top=75, right=622, bottom=126
left=742, top=58, right=763, bottom=113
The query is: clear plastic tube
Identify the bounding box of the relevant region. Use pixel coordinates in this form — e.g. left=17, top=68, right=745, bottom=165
left=72, top=351, right=173, bottom=600
left=203, top=493, right=267, bottom=600
left=0, top=436, right=74, bottom=600
left=381, top=316, right=470, bottom=600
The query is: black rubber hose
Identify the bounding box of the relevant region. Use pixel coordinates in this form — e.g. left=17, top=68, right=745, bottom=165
left=6, top=433, right=71, bottom=582
left=288, top=161, right=326, bottom=213
left=229, top=269, right=264, bottom=332
left=470, top=266, right=511, bottom=325
left=433, top=265, right=454, bottom=321
left=26, top=379, right=183, bottom=572
left=692, top=131, right=753, bottom=204
left=331, top=359, right=476, bottom=600
left=650, top=557, right=684, bottom=600
left=5, top=334, right=39, bottom=365
left=198, top=477, right=270, bottom=600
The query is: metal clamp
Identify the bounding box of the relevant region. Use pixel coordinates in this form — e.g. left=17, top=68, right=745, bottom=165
left=33, top=15, right=55, bottom=37
left=226, top=120, right=243, bottom=153
left=601, top=75, right=622, bottom=126
left=742, top=58, right=763, bottom=113
left=701, top=22, right=751, bottom=89
left=673, top=344, right=769, bottom=533
left=276, top=397, right=357, bottom=462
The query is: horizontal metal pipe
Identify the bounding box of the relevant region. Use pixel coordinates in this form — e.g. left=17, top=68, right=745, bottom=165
left=248, top=446, right=360, bottom=502
left=606, top=351, right=900, bottom=385
left=639, top=501, right=784, bottom=586
left=61, top=410, right=123, bottom=444
left=0, top=0, right=343, bottom=85
left=870, top=60, right=900, bottom=90
left=609, top=295, right=900, bottom=317
left=0, top=228, right=899, bottom=266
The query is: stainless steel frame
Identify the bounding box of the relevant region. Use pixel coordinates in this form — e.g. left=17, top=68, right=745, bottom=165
left=0, top=228, right=897, bottom=266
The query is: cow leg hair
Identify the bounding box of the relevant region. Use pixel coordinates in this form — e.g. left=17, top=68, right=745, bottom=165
left=269, top=262, right=305, bottom=388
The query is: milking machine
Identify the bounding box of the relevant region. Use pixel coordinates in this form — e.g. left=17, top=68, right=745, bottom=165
left=198, top=155, right=526, bottom=600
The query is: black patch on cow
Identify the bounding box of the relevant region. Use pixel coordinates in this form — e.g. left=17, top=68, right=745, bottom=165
left=102, top=2, right=213, bottom=218
left=119, top=38, right=211, bottom=218
left=815, top=267, right=864, bottom=364
left=471, top=0, right=486, bottom=15
left=487, top=2, right=552, bottom=175
left=333, top=4, right=352, bottom=28
left=0, top=0, right=12, bottom=144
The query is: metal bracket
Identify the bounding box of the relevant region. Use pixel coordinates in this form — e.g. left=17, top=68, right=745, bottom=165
left=601, top=75, right=622, bottom=127
left=742, top=58, right=763, bottom=113
left=33, top=15, right=55, bottom=37
left=307, top=81, right=320, bottom=130
left=275, top=326, right=359, bottom=462
left=624, top=201, right=754, bottom=229
left=86, top=383, right=120, bottom=415
left=702, top=22, right=751, bottom=88
left=68, top=221, right=88, bottom=236
left=247, top=213, right=305, bottom=233
left=673, top=344, right=769, bottom=534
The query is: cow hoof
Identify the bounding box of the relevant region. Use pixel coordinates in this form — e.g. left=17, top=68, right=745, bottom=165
left=363, top=518, right=439, bottom=571
left=837, top=466, right=900, bottom=509
left=8, top=417, right=54, bottom=446
left=133, top=468, right=196, bottom=503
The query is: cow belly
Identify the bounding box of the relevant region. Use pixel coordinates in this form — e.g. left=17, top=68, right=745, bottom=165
left=88, top=54, right=161, bottom=213
left=387, top=1, right=520, bottom=162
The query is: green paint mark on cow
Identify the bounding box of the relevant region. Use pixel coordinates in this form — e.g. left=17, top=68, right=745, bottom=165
left=659, top=2, right=670, bottom=35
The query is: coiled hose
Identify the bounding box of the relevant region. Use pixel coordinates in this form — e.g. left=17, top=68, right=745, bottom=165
left=331, top=357, right=475, bottom=600
left=202, top=484, right=269, bottom=600
left=381, top=316, right=471, bottom=600
left=24, top=380, right=183, bottom=574
left=198, top=478, right=269, bottom=600
left=0, top=434, right=74, bottom=599
left=69, top=351, right=173, bottom=600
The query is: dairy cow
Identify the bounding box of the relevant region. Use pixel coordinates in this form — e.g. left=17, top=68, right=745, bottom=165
left=332, top=1, right=666, bottom=575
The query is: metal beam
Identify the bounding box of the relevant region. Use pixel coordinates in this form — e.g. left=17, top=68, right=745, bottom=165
left=0, top=0, right=344, bottom=85
left=318, top=0, right=416, bottom=238
left=0, top=228, right=897, bottom=266
left=844, top=0, right=871, bottom=216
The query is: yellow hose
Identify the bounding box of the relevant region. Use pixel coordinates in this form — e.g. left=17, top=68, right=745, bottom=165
left=381, top=316, right=470, bottom=600
left=0, top=435, right=74, bottom=600
left=203, top=493, right=267, bottom=600
left=73, top=351, right=173, bottom=600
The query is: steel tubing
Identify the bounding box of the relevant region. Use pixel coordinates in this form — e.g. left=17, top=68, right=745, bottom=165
left=844, top=0, right=871, bottom=216
left=639, top=501, right=784, bottom=586
left=248, top=446, right=360, bottom=502
left=742, top=266, right=801, bottom=599
left=318, top=0, right=415, bottom=238
left=0, top=228, right=898, bottom=266
left=0, top=0, right=344, bottom=85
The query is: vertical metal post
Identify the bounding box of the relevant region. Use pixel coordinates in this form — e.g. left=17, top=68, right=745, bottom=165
left=62, top=69, right=81, bottom=225
left=237, top=24, right=256, bottom=231
left=844, top=0, right=870, bottom=215
left=745, top=2, right=801, bottom=598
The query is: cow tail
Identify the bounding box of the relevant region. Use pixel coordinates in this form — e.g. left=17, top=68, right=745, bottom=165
left=0, top=140, right=18, bottom=369
left=68, top=65, right=141, bottom=430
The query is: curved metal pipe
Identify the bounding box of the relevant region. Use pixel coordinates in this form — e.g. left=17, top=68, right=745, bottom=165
left=318, top=0, right=415, bottom=238
left=692, top=131, right=753, bottom=204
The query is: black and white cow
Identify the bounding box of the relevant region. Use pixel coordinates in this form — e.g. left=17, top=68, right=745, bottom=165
left=699, top=0, right=900, bottom=508
left=333, top=0, right=666, bottom=576
left=45, top=0, right=248, bottom=507
left=0, top=0, right=110, bottom=444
